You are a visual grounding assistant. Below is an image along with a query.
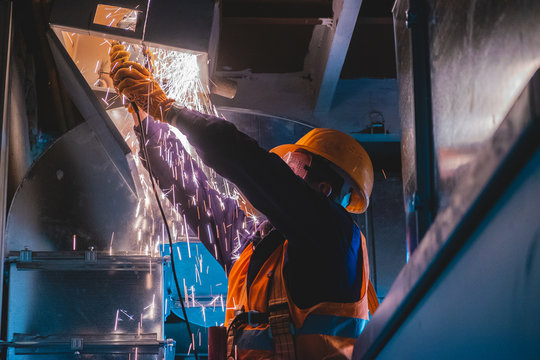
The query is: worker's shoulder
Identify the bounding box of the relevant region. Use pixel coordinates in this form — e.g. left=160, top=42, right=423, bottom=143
left=323, top=198, right=359, bottom=234
left=326, top=197, right=355, bottom=220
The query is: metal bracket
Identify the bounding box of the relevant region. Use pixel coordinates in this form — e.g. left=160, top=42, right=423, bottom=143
left=84, top=247, right=97, bottom=263
left=319, top=18, right=334, bottom=29
left=162, top=255, right=171, bottom=265
left=405, top=9, right=416, bottom=28
left=70, top=337, right=83, bottom=351
left=412, top=192, right=423, bottom=211
left=165, top=338, right=175, bottom=351
left=19, top=248, right=32, bottom=263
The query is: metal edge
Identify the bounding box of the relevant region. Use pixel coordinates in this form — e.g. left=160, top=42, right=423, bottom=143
left=408, top=0, right=437, bottom=252
left=0, top=0, right=13, bottom=345
left=45, top=28, right=137, bottom=196
left=216, top=106, right=316, bottom=129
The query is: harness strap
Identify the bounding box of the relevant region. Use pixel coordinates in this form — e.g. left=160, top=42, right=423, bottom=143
left=268, top=260, right=296, bottom=360
left=229, top=302, right=289, bottom=328
left=367, top=280, right=380, bottom=315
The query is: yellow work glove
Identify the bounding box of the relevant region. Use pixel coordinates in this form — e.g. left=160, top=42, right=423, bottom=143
left=109, top=42, right=175, bottom=121
left=109, top=42, right=130, bottom=75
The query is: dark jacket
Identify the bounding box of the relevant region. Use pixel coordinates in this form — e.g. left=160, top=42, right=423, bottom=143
left=136, top=106, right=364, bottom=308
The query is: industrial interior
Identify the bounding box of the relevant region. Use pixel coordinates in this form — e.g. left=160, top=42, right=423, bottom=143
left=0, top=0, right=538, bottom=359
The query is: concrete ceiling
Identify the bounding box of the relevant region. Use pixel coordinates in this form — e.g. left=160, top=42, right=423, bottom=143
left=218, top=0, right=396, bottom=78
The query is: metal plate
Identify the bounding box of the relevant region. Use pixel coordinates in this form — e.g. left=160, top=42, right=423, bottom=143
left=429, top=0, right=540, bottom=208
left=4, top=120, right=165, bottom=358
left=8, top=265, right=162, bottom=336
left=7, top=263, right=164, bottom=357
left=395, top=0, right=540, bottom=233
left=5, top=122, right=142, bottom=253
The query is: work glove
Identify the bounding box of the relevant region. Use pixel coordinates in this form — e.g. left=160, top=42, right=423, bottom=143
left=109, top=42, right=175, bottom=121
left=109, top=42, right=130, bottom=75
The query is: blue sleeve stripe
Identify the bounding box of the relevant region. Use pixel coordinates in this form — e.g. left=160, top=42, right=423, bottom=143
left=296, top=314, right=368, bottom=338
left=235, top=314, right=368, bottom=351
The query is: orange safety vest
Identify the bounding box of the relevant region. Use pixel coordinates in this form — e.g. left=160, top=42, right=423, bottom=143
left=225, top=232, right=378, bottom=359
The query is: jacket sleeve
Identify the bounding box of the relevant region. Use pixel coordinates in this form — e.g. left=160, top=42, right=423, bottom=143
left=165, top=106, right=357, bottom=259
left=135, top=117, right=254, bottom=273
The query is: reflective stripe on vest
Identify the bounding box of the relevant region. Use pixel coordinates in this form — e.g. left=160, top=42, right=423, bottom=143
left=296, top=313, right=367, bottom=338
left=236, top=328, right=274, bottom=351
left=235, top=314, right=367, bottom=351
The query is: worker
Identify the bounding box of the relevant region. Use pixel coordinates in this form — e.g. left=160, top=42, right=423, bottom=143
left=109, top=43, right=379, bottom=359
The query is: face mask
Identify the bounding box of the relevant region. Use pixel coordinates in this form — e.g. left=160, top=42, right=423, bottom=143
left=282, top=151, right=312, bottom=179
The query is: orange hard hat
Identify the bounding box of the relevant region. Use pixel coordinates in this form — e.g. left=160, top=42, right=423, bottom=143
left=271, top=128, right=374, bottom=213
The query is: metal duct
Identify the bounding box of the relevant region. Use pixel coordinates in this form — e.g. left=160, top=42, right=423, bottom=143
left=394, top=0, right=540, bottom=252
left=4, top=121, right=168, bottom=358
left=354, top=67, right=540, bottom=360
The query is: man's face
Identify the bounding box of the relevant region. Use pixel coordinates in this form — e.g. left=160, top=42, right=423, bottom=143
left=281, top=151, right=312, bottom=179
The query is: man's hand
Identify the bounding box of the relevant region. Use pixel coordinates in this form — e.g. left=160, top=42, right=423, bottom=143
left=109, top=42, right=175, bottom=121
left=109, top=42, right=130, bottom=75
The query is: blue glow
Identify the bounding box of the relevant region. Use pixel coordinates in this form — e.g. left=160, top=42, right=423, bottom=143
left=161, top=242, right=228, bottom=327
left=341, top=192, right=352, bottom=208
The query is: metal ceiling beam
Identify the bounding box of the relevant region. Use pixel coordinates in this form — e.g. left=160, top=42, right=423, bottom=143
left=314, top=0, right=364, bottom=112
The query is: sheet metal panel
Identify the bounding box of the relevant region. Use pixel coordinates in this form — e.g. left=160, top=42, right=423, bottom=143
left=429, top=0, right=540, bottom=209
left=144, top=0, right=216, bottom=54
left=375, top=147, right=540, bottom=359
left=392, top=0, right=418, bottom=255
left=4, top=120, right=166, bottom=358
left=353, top=68, right=540, bottom=359
left=5, top=122, right=140, bottom=252
left=7, top=262, right=163, bottom=347
left=397, top=0, right=540, bottom=234
left=0, top=0, right=13, bottom=344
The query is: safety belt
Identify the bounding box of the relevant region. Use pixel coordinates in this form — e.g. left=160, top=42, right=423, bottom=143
left=367, top=280, right=380, bottom=315
left=267, top=266, right=296, bottom=360
left=227, top=242, right=296, bottom=360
